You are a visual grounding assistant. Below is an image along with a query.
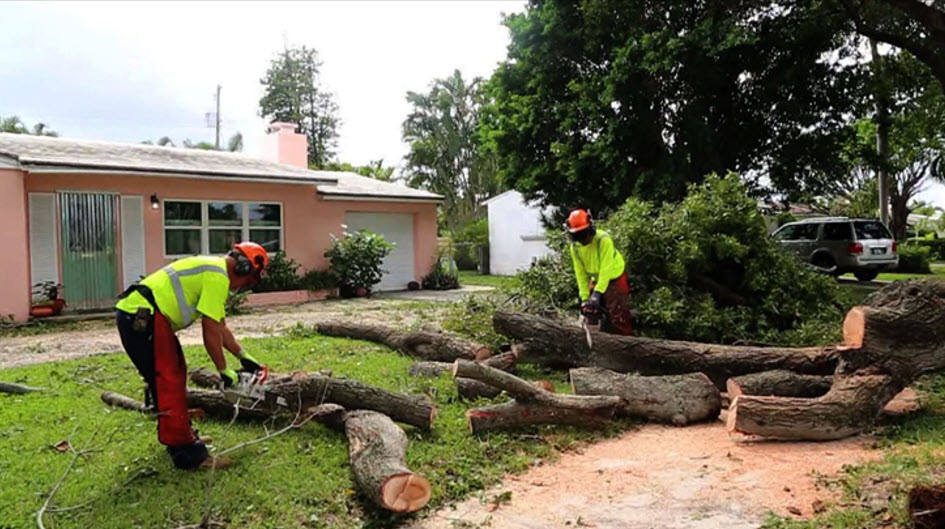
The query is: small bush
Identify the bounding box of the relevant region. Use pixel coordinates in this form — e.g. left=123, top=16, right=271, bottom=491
left=254, top=252, right=303, bottom=292
left=325, top=230, right=393, bottom=297
left=897, top=244, right=932, bottom=274
left=422, top=258, right=461, bottom=290
left=452, top=219, right=489, bottom=271
left=301, top=268, right=338, bottom=291
left=453, top=243, right=479, bottom=271
left=904, top=239, right=945, bottom=261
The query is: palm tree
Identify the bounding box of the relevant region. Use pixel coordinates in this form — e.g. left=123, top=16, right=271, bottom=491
left=1, top=115, right=57, bottom=136
left=227, top=132, right=243, bottom=152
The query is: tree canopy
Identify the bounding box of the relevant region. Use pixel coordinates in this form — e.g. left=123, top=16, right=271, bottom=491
left=402, top=69, right=501, bottom=234
left=259, top=45, right=340, bottom=169
left=485, top=0, right=869, bottom=213
left=1, top=116, right=58, bottom=136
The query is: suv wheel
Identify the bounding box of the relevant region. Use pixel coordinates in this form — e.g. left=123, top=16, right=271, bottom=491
left=854, top=270, right=879, bottom=282
left=811, top=253, right=838, bottom=275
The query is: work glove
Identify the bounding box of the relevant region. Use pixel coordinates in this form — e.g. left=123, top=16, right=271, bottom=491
left=238, top=352, right=263, bottom=374
left=581, top=291, right=603, bottom=316
left=219, top=368, right=239, bottom=388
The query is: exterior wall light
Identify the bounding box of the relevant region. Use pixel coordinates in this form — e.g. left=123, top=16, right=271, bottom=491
left=150, top=194, right=160, bottom=210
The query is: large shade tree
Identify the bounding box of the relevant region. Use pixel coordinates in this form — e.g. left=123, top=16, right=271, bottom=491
left=486, top=0, right=866, bottom=213
left=402, top=69, right=501, bottom=234
left=259, top=45, right=340, bottom=168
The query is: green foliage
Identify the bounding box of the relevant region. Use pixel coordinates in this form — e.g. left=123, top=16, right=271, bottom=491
left=0, top=331, right=623, bottom=529
left=512, top=174, right=846, bottom=345
left=903, top=238, right=945, bottom=260
left=896, top=244, right=932, bottom=274
left=225, top=289, right=250, bottom=315
left=1, top=115, right=58, bottom=136
left=403, top=70, right=501, bottom=234
left=441, top=295, right=508, bottom=350
left=421, top=258, right=460, bottom=291
left=451, top=219, right=489, bottom=271
left=324, top=230, right=393, bottom=296
left=301, top=268, right=338, bottom=291
left=253, top=252, right=303, bottom=292
left=259, top=45, right=340, bottom=168
left=486, top=0, right=863, bottom=211
left=323, top=159, right=395, bottom=181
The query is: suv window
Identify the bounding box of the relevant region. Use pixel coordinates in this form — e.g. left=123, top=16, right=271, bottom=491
left=823, top=222, right=853, bottom=241
left=775, top=223, right=819, bottom=241
left=854, top=221, right=892, bottom=240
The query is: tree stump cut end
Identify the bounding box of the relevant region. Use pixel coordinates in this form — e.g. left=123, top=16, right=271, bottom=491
left=843, top=306, right=866, bottom=348
left=382, top=473, right=432, bottom=513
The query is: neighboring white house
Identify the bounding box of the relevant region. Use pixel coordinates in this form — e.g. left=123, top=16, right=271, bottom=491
left=483, top=190, right=554, bottom=276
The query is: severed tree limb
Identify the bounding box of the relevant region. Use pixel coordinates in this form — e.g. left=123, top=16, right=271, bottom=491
left=101, top=389, right=275, bottom=421
left=189, top=368, right=436, bottom=430
left=408, top=350, right=521, bottom=400
left=570, top=368, right=721, bottom=425
left=310, top=405, right=431, bottom=513
left=0, top=381, right=44, bottom=394
left=726, top=370, right=833, bottom=399
left=453, top=360, right=623, bottom=434
left=729, top=279, right=945, bottom=440
left=101, top=391, right=151, bottom=413
left=315, top=321, right=491, bottom=361
left=493, top=310, right=839, bottom=388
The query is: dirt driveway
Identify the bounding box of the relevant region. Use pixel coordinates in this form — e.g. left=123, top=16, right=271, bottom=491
left=0, top=296, right=456, bottom=370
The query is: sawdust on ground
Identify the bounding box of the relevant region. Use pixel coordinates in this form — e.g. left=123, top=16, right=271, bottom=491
left=416, top=420, right=883, bottom=529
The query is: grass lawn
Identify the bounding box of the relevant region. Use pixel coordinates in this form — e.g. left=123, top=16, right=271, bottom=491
left=0, top=327, right=621, bottom=529
left=763, top=372, right=945, bottom=529
left=840, top=262, right=945, bottom=283
left=457, top=270, right=519, bottom=290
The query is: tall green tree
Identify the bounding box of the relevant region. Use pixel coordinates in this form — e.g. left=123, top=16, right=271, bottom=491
left=485, top=0, right=865, bottom=213
left=1, top=116, right=58, bottom=136
left=402, top=70, right=501, bottom=234
left=259, top=46, right=340, bottom=168
left=324, top=159, right=395, bottom=181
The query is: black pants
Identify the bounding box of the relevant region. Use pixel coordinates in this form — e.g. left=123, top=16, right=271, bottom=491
left=116, top=311, right=208, bottom=470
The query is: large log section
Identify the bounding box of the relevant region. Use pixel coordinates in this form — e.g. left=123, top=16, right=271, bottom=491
left=453, top=360, right=623, bottom=434
left=315, top=322, right=491, bottom=362
left=408, top=351, right=520, bottom=400
left=189, top=368, right=436, bottom=431
left=493, top=310, right=839, bottom=388
left=570, top=368, right=721, bottom=425
left=728, top=279, right=945, bottom=440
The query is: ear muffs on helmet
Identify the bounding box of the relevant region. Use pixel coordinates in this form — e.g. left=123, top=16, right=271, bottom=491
left=229, top=250, right=255, bottom=277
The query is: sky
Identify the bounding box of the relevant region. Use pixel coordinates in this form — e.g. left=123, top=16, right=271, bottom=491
left=0, top=1, right=524, bottom=169
left=2, top=0, right=943, bottom=207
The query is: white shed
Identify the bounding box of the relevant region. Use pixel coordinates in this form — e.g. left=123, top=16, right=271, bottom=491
left=483, top=190, right=554, bottom=276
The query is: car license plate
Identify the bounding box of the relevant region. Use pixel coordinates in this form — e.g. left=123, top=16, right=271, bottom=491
left=871, top=247, right=885, bottom=255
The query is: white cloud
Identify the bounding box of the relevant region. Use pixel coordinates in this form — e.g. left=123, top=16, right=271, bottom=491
left=0, top=0, right=524, bottom=168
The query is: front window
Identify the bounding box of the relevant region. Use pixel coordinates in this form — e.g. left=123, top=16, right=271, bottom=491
left=854, top=221, right=892, bottom=240
left=164, top=200, right=282, bottom=256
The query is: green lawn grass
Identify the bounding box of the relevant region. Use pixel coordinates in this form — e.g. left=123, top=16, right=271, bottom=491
left=840, top=262, right=945, bottom=283
left=457, top=271, right=519, bottom=290
left=0, top=327, right=621, bottom=529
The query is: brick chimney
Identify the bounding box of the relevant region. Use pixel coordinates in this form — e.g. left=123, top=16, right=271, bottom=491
left=262, top=122, right=308, bottom=168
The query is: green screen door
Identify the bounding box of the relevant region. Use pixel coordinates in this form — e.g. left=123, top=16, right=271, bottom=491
left=59, top=192, right=119, bottom=310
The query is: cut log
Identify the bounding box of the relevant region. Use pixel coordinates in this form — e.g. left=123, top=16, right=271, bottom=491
left=493, top=310, right=839, bottom=388
left=102, top=389, right=275, bottom=421
left=726, top=370, right=833, bottom=398
left=316, top=321, right=491, bottom=361
left=569, top=368, right=721, bottom=425
left=407, top=351, right=521, bottom=401
left=189, top=367, right=436, bottom=430
left=265, top=372, right=436, bottom=431
left=453, top=360, right=623, bottom=434
left=729, top=279, right=945, bottom=440
left=309, top=404, right=431, bottom=513
left=101, top=391, right=152, bottom=413
left=0, top=381, right=43, bottom=394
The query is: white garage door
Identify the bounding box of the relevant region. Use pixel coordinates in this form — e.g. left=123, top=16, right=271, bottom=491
left=345, top=212, right=415, bottom=291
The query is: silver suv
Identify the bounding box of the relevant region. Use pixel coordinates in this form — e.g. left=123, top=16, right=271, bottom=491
left=772, top=217, right=899, bottom=282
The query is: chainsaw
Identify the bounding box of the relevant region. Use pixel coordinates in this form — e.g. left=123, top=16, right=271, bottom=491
left=579, top=304, right=608, bottom=351
left=223, top=365, right=274, bottom=407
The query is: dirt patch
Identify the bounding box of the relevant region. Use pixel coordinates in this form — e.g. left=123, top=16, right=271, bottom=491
left=0, top=298, right=452, bottom=370
left=416, top=421, right=879, bottom=529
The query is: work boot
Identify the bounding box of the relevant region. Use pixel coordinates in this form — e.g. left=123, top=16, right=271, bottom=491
left=199, top=456, right=232, bottom=470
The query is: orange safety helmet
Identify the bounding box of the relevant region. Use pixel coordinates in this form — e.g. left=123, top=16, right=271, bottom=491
left=232, top=241, right=270, bottom=277
left=565, top=209, right=593, bottom=233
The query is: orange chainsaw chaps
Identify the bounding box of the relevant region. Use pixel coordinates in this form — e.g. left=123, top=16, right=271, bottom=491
left=153, top=311, right=198, bottom=447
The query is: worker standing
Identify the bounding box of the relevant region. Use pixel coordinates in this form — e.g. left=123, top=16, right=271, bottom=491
left=565, top=209, right=633, bottom=335
left=115, top=242, right=270, bottom=470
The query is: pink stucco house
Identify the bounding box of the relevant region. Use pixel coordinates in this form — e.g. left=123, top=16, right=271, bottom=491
left=0, top=123, right=441, bottom=322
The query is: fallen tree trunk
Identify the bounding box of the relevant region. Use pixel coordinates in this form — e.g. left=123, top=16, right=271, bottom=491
left=729, top=279, right=945, bottom=440
left=102, top=389, right=275, bottom=421
left=407, top=351, right=520, bottom=400
left=494, top=310, right=839, bottom=388
left=0, top=381, right=43, bottom=394
left=188, top=367, right=436, bottom=430
left=570, top=368, right=721, bottom=425
left=316, top=321, right=491, bottom=361
left=726, top=370, right=833, bottom=398
left=453, top=360, right=623, bottom=434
